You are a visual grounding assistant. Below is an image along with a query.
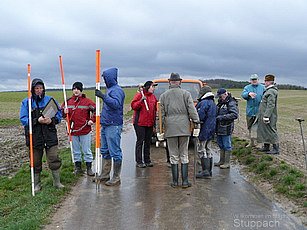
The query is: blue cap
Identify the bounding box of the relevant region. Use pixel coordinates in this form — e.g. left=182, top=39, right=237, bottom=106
left=215, top=88, right=227, bottom=98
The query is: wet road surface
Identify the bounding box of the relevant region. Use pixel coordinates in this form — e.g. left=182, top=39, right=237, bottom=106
left=44, top=124, right=306, bottom=230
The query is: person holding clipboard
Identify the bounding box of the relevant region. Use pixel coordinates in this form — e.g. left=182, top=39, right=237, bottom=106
left=20, top=78, right=64, bottom=192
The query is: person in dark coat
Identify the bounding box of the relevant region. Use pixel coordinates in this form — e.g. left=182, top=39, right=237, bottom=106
left=195, top=85, right=216, bottom=178
left=214, top=88, right=238, bottom=169
left=257, top=74, right=279, bottom=154
left=20, top=78, right=64, bottom=192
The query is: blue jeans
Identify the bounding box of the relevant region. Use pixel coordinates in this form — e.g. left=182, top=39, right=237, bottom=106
left=100, top=125, right=123, bottom=162
left=216, top=135, right=232, bottom=151
left=72, top=133, right=93, bottom=163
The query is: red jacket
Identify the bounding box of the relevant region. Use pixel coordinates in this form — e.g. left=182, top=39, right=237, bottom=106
left=62, top=94, right=96, bottom=136
left=131, top=91, right=157, bottom=127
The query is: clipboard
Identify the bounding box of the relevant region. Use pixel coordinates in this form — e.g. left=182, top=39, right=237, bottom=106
left=42, top=98, right=59, bottom=118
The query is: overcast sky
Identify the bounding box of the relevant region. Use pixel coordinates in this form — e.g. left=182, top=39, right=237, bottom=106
left=1, top=0, right=307, bottom=91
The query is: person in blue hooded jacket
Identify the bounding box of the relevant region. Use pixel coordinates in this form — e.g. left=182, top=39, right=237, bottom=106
left=241, top=74, right=265, bottom=147
left=20, top=78, right=64, bottom=192
left=95, top=67, right=125, bottom=186
left=195, top=85, right=216, bottom=179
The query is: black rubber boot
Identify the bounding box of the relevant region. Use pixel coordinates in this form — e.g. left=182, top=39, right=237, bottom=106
left=266, top=144, right=279, bottom=155
left=105, top=161, right=122, bottom=186
left=181, top=163, right=191, bottom=188
left=196, top=157, right=205, bottom=179
left=203, top=158, right=211, bottom=178
left=74, top=161, right=83, bottom=175
left=258, top=143, right=270, bottom=152
left=214, top=150, right=225, bottom=166
left=86, top=162, right=94, bottom=176
left=170, top=164, right=179, bottom=188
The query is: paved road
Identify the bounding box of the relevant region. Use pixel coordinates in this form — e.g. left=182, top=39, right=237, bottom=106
left=44, top=124, right=305, bottom=230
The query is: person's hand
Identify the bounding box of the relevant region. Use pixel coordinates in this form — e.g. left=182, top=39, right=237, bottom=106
left=44, top=117, right=52, bottom=125
left=95, top=89, right=105, bottom=99
left=249, top=92, right=257, bottom=99
left=193, top=128, right=200, bottom=137
left=263, top=117, right=270, bottom=124
left=38, top=116, right=45, bottom=124
left=64, top=108, right=68, bottom=114
left=157, top=133, right=165, bottom=141
left=87, top=120, right=94, bottom=126
left=141, top=95, right=146, bottom=101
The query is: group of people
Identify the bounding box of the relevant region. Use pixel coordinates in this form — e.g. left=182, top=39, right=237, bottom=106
left=20, top=69, right=279, bottom=191
left=20, top=67, right=125, bottom=192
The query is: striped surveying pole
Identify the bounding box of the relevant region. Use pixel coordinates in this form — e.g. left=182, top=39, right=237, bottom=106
left=27, top=64, right=35, bottom=196
left=59, top=56, right=74, bottom=164
left=138, top=83, right=149, bottom=111
left=95, top=50, right=102, bottom=188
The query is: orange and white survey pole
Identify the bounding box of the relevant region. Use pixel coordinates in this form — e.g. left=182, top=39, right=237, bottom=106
left=95, top=50, right=102, bottom=184
left=27, top=64, right=35, bottom=196
left=59, top=56, right=74, bottom=164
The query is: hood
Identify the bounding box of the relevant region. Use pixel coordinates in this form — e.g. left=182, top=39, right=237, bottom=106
left=201, top=92, right=215, bottom=100
left=31, top=78, right=45, bottom=100
left=103, top=68, right=118, bottom=88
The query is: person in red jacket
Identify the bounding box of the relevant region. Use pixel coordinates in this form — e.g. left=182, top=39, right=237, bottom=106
left=62, top=82, right=96, bottom=176
left=131, top=81, right=158, bottom=168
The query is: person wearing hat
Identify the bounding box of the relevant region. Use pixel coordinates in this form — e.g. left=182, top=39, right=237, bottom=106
left=159, top=73, right=199, bottom=188
left=257, top=74, right=279, bottom=154
left=214, top=88, right=238, bottom=169
left=241, top=74, right=265, bottom=148
left=195, top=85, right=216, bottom=178
left=131, top=81, right=158, bottom=168
left=20, top=78, right=64, bottom=192
left=62, top=82, right=96, bottom=176
left=95, top=67, right=125, bottom=186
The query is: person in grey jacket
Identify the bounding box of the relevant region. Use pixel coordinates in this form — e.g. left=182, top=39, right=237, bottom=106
left=257, top=74, right=279, bottom=154
left=241, top=74, right=265, bottom=148
left=160, top=73, right=199, bottom=188
left=214, top=88, right=238, bottom=169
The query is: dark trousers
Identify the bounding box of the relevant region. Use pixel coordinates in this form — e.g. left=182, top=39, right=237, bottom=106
left=33, top=145, right=62, bottom=173
left=134, top=124, right=153, bottom=164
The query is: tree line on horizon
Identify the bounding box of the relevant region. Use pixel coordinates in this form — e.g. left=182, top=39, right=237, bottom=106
left=10, top=78, right=306, bottom=92
left=201, top=79, right=307, bottom=90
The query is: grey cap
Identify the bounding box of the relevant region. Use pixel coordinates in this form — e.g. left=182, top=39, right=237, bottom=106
left=250, top=74, right=259, bottom=80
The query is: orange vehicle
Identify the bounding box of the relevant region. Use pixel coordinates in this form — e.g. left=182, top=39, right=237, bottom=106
left=153, top=78, right=204, bottom=104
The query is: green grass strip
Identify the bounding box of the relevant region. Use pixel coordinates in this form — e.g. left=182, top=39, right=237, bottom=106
left=0, top=148, right=81, bottom=230
left=232, top=137, right=307, bottom=204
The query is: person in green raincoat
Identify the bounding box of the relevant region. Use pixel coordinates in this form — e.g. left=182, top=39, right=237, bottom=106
left=257, top=74, right=279, bottom=154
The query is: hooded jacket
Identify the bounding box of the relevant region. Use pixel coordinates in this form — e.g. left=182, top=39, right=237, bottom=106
left=99, top=68, right=125, bottom=126
left=196, top=92, right=217, bottom=141
left=131, top=90, right=157, bottom=127
left=20, top=79, right=62, bottom=148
